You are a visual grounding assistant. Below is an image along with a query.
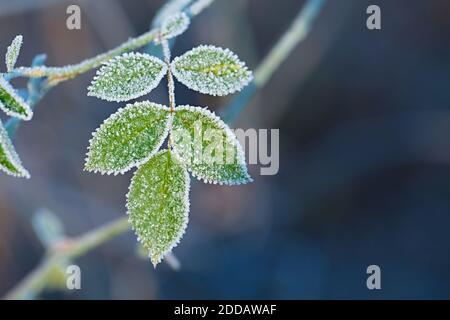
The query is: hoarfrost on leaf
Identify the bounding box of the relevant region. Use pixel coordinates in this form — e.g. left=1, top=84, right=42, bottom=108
left=85, top=101, right=171, bottom=175
left=5, top=35, right=23, bottom=72
left=171, top=105, right=252, bottom=185
left=0, top=77, right=33, bottom=120
left=171, top=45, right=253, bottom=96
left=127, top=150, right=190, bottom=267
left=157, top=12, right=190, bottom=42
left=88, top=53, right=167, bottom=102
left=0, top=120, right=30, bottom=178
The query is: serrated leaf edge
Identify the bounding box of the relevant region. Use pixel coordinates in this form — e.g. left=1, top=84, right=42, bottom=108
left=87, top=52, right=167, bottom=102
left=170, top=45, right=253, bottom=96
left=0, top=120, right=30, bottom=178
left=126, top=150, right=191, bottom=267
left=84, top=101, right=172, bottom=175
left=172, top=105, right=252, bottom=185
left=0, top=77, right=33, bottom=121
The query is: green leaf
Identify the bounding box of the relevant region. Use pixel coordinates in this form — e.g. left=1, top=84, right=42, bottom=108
left=157, top=12, right=190, bottom=42
left=127, top=150, right=190, bottom=267
left=85, top=101, right=171, bottom=175
left=88, top=53, right=167, bottom=102
left=0, top=77, right=32, bottom=120
left=0, top=119, right=30, bottom=178
left=171, top=105, right=252, bottom=185
left=171, top=45, right=253, bottom=96
left=5, top=35, right=23, bottom=72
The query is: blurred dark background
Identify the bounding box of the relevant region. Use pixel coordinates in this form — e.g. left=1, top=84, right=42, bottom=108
left=1, top=0, right=450, bottom=299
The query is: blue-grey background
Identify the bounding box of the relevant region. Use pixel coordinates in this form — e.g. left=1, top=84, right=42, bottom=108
left=0, top=0, right=449, bottom=299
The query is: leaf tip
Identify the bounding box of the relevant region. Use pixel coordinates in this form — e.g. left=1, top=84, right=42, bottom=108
left=150, top=253, right=162, bottom=268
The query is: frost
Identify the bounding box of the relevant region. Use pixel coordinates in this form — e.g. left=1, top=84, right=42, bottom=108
left=171, top=105, right=252, bottom=185
left=157, top=12, right=190, bottom=42
left=82, top=9, right=255, bottom=267
left=0, top=77, right=33, bottom=120
left=127, top=150, right=190, bottom=267
left=85, top=101, right=171, bottom=175
left=88, top=52, right=167, bottom=102
left=5, top=35, right=22, bottom=72
left=0, top=120, right=30, bottom=178
left=171, top=45, right=253, bottom=96
left=152, top=0, right=192, bottom=28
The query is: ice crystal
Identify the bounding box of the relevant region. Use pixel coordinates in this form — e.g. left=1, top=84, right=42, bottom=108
left=0, top=120, right=30, bottom=178
left=88, top=53, right=167, bottom=102
left=5, top=35, right=22, bottom=72
left=0, top=77, right=33, bottom=120
left=171, top=105, right=252, bottom=185
left=171, top=45, right=253, bottom=96
left=85, top=101, right=171, bottom=175
left=152, top=0, right=192, bottom=28
left=127, top=150, right=190, bottom=267
left=157, top=12, right=190, bottom=42
left=82, top=10, right=256, bottom=267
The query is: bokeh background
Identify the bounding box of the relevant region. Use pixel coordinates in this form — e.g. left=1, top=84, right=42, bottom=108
left=1, top=0, right=450, bottom=299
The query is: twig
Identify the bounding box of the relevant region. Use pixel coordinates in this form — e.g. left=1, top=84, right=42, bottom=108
left=222, top=0, right=326, bottom=123
left=15, top=30, right=159, bottom=85
left=5, top=217, right=129, bottom=300
left=4, top=0, right=216, bottom=137
left=4, top=0, right=326, bottom=300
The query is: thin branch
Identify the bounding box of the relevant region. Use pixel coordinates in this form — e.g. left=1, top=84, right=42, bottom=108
left=222, top=0, right=326, bottom=123
left=5, top=217, right=129, bottom=300
left=12, top=0, right=215, bottom=85
left=15, top=29, right=159, bottom=85
left=4, top=0, right=216, bottom=137
left=4, top=0, right=326, bottom=300
left=162, top=39, right=176, bottom=112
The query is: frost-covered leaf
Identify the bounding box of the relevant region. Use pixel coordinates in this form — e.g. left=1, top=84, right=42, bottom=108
left=171, top=45, right=253, bottom=96
left=171, top=105, right=252, bottom=185
left=85, top=101, right=171, bottom=175
left=0, top=77, right=32, bottom=120
left=0, top=120, right=30, bottom=178
left=157, top=12, right=190, bottom=42
left=88, top=53, right=167, bottom=102
left=5, top=35, right=22, bottom=72
left=127, top=150, right=190, bottom=267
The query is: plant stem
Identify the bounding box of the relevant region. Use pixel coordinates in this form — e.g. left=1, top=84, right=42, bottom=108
left=14, top=0, right=216, bottom=85
left=16, top=29, right=159, bottom=85
left=223, top=0, right=326, bottom=123
left=4, top=0, right=217, bottom=137
left=62, top=217, right=130, bottom=259
left=5, top=217, right=129, bottom=300
left=6, top=28, right=159, bottom=135
left=5, top=54, right=48, bottom=137
left=161, top=38, right=176, bottom=151
left=4, top=0, right=326, bottom=300
left=162, top=39, right=176, bottom=112
left=4, top=254, right=59, bottom=300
